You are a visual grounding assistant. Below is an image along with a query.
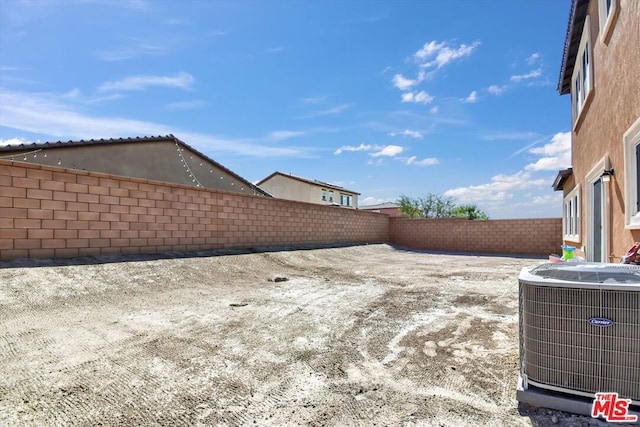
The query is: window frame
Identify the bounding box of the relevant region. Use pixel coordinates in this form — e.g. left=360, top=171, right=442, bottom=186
left=598, top=0, right=617, bottom=43
left=321, top=189, right=327, bottom=201
left=563, top=185, right=581, bottom=242
left=340, top=194, right=353, bottom=207
left=624, top=117, right=640, bottom=229
left=571, top=16, right=593, bottom=129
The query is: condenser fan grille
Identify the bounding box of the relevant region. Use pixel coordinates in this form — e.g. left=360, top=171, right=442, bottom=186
left=520, top=283, right=640, bottom=401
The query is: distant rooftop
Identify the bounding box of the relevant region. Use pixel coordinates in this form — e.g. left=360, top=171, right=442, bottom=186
left=257, top=171, right=360, bottom=195
left=359, top=202, right=399, bottom=210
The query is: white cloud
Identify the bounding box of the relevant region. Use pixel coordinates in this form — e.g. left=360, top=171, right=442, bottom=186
left=414, top=41, right=446, bottom=60
left=463, top=90, right=478, bottom=103
left=371, top=145, right=404, bottom=157
left=415, top=40, right=480, bottom=69
left=367, top=158, right=385, bottom=166
left=95, top=38, right=166, bottom=61
left=529, top=194, right=562, bottom=206
left=488, top=85, right=506, bottom=95
left=510, top=68, right=542, bottom=83
left=162, top=18, right=190, bottom=26
left=526, top=52, right=541, bottom=65
left=392, top=73, right=417, bottom=90
left=481, top=131, right=539, bottom=141
left=429, top=106, right=439, bottom=114
left=401, top=91, right=434, bottom=104
left=0, top=137, right=29, bottom=147
left=334, top=143, right=373, bottom=155
left=389, top=129, right=423, bottom=139
left=269, top=130, right=305, bottom=141
left=98, top=72, right=194, bottom=92
left=360, top=196, right=387, bottom=206
left=165, top=100, right=208, bottom=111
left=525, top=132, right=571, bottom=171
left=405, top=156, right=439, bottom=166
left=0, top=88, right=307, bottom=158
left=301, top=103, right=352, bottom=118
left=301, top=95, right=330, bottom=104
left=445, top=171, right=546, bottom=203
left=444, top=132, right=570, bottom=206
left=264, top=46, right=286, bottom=54
left=335, top=143, right=404, bottom=158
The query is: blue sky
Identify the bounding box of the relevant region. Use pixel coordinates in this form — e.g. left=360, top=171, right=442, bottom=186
left=0, top=0, right=573, bottom=218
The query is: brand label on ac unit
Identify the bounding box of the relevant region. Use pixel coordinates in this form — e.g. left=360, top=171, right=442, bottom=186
left=588, top=317, right=614, bottom=327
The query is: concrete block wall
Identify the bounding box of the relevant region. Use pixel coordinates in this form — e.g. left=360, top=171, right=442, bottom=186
left=0, top=160, right=389, bottom=259
left=389, top=217, right=562, bottom=256
left=1, top=160, right=563, bottom=260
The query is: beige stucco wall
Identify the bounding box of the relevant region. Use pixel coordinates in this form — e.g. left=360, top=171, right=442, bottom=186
left=566, top=0, right=640, bottom=261
left=259, top=174, right=358, bottom=208
left=3, top=141, right=262, bottom=196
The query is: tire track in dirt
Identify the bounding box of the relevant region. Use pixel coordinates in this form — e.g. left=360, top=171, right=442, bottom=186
left=5, top=245, right=598, bottom=426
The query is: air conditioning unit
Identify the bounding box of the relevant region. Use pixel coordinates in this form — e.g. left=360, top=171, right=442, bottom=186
left=517, top=263, right=640, bottom=418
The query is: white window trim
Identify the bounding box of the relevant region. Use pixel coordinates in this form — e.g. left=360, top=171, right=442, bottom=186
left=571, top=15, right=593, bottom=130
left=563, top=185, right=581, bottom=242
left=624, top=117, right=640, bottom=229
left=598, top=0, right=617, bottom=44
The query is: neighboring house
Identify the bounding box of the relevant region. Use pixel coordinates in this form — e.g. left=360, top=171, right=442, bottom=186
left=257, top=172, right=359, bottom=208
left=553, top=0, right=640, bottom=262
left=0, top=135, right=270, bottom=197
left=359, top=202, right=404, bottom=217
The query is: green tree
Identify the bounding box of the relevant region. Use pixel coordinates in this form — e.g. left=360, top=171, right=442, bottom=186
left=415, top=193, right=454, bottom=218
left=398, top=194, right=423, bottom=218
left=398, top=194, right=488, bottom=220
left=452, top=204, right=489, bottom=220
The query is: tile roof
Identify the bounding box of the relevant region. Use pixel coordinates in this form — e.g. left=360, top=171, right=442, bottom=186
left=0, top=135, right=177, bottom=152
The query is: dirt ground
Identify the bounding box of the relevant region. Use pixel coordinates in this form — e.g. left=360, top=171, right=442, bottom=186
left=0, top=244, right=611, bottom=426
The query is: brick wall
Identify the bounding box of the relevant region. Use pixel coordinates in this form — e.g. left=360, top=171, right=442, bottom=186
left=389, top=217, right=562, bottom=256
left=0, top=161, right=389, bottom=259
left=1, top=160, right=562, bottom=260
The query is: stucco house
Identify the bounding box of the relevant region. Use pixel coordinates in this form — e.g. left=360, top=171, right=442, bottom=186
left=553, top=0, right=639, bottom=262
left=257, top=172, right=359, bottom=208
left=359, top=202, right=404, bottom=217
left=0, top=135, right=270, bottom=197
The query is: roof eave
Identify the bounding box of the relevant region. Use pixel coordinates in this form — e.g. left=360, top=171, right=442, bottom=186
left=552, top=168, right=573, bottom=191
left=558, top=0, right=590, bottom=95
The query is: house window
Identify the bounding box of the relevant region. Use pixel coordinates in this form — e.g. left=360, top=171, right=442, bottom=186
left=571, top=16, right=592, bottom=127
left=598, top=0, right=617, bottom=43
left=623, top=117, right=640, bottom=228
left=563, top=186, right=580, bottom=242
left=321, top=189, right=327, bottom=201
left=328, top=191, right=334, bottom=202
left=340, top=194, right=353, bottom=207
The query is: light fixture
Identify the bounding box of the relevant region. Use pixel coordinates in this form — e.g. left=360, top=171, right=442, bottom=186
left=601, top=168, right=614, bottom=183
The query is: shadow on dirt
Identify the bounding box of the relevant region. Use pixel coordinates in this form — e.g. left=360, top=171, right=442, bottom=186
left=0, top=242, right=546, bottom=270
left=0, top=242, right=369, bottom=269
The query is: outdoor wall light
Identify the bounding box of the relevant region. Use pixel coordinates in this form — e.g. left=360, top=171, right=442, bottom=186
left=601, top=168, right=614, bottom=183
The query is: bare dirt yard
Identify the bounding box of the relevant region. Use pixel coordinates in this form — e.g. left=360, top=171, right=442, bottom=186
left=0, top=244, right=609, bottom=426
